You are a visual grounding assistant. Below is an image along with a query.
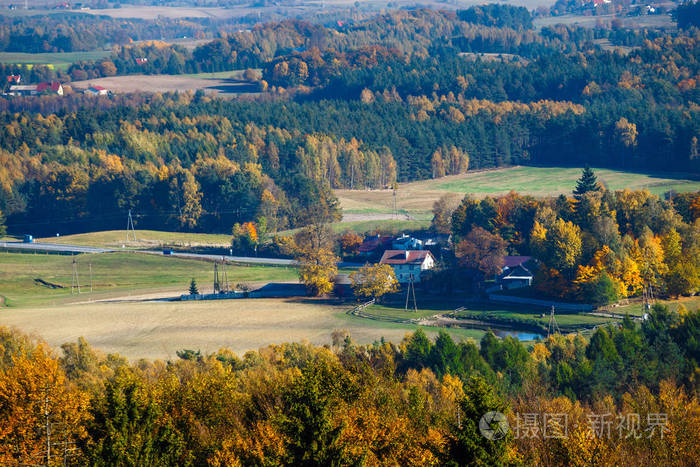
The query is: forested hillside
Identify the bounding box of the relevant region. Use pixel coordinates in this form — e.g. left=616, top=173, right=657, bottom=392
left=1, top=8, right=699, bottom=235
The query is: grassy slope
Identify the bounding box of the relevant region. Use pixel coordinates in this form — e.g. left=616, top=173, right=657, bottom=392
left=337, top=166, right=700, bottom=219
left=0, top=51, right=110, bottom=70
left=0, top=251, right=297, bottom=308
left=38, top=230, right=232, bottom=248
left=0, top=296, right=480, bottom=360
left=364, top=302, right=617, bottom=328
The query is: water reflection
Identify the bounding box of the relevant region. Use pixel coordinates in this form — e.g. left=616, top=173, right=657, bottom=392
left=493, top=329, right=544, bottom=341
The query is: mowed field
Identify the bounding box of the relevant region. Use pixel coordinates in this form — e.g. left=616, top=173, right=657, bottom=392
left=0, top=298, right=432, bottom=360
left=337, top=166, right=700, bottom=218
left=0, top=50, right=110, bottom=70
left=0, top=251, right=474, bottom=359
left=0, top=251, right=298, bottom=308
left=38, top=229, right=232, bottom=249
left=70, top=71, right=258, bottom=95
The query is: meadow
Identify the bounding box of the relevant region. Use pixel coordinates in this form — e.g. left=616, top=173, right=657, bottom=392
left=0, top=251, right=481, bottom=359
left=39, top=229, right=233, bottom=249
left=362, top=301, right=618, bottom=330
left=0, top=50, right=110, bottom=70
left=0, top=251, right=297, bottom=308
left=69, top=71, right=259, bottom=95
left=337, top=166, right=700, bottom=219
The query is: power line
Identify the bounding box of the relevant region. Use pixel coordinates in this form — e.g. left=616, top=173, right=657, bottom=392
left=126, top=209, right=136, bottom=242
left=71, top=257, right=80, bottom=294
left=547, top=305, right=560, bottom=337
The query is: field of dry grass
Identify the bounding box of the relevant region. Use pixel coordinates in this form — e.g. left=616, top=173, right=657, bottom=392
left=0, top=298, right=482, bottom=360
left=38, top=230, right=232, bottom=249
left=70, top=72, right=258, bottom=96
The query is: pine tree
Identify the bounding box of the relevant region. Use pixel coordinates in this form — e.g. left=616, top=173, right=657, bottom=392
left=573, top=165, right=600, bottom=199
left=189, top=278, right=199, bottom=295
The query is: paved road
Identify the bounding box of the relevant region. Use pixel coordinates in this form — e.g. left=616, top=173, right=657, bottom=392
left=0, top=241, right=361, bottom=267
left=0, top=241, right=112, bottom=254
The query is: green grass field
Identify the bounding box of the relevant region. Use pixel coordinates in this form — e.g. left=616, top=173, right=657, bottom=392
left=0, top=251, right=297, bottom=308
left=337, top=166, right=700, bottom=218
left=431, top=167, right=700, bottom=197
left=363, top=301, right=617, bottom=330
left=0, top=51, right=111, bottom=70
left=38, top=230, right=232, bottom=248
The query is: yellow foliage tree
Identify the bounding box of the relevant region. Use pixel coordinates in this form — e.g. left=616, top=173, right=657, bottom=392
left=297, top=248, right=339, bottom=296
left=0, top=344, right=90, bottom=466
left=349, top=263, right=399, bottom=301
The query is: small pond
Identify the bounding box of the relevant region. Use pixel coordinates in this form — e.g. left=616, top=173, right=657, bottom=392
left=492, top=329, right=544, bottom=341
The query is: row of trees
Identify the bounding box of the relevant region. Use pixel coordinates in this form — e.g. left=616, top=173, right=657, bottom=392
left=0, top=301, right=698, bottom=464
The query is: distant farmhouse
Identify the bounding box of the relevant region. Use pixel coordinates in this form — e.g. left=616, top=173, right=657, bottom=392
left=379, top=250, right=435, bottom=283
left=358, top=234, right=393, bottom=257
left=497, top=256, right=535, bottom=290
left=8, top=81, right=64, bottom=96
left=84, top=85, right=108, bottom=96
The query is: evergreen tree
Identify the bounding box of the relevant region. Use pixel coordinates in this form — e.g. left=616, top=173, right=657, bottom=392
left=189, top=278, right=199, bottom=295
left=573, top=165, right=600, bottom=200
left=0, top=209, right=5, bottom=236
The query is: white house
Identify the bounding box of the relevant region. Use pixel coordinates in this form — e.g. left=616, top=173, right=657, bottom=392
left=391, top=233, right=424, bottom=250
left=379, top=250, right=435, bottom=284
left=84, top=85, right=108, bottom=96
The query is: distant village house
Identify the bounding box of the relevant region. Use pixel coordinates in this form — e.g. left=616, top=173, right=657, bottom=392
left=8, top=81, right=64, bottom=96
left=379, top=250, right=435, bottom=284
left=497, top=256, right=535, bottom=290
left=84, top=85, right=108, bottom=96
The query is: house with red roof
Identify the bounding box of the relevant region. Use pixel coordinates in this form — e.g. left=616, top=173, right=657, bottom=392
left=36, top=82, right=64, bottom=95
left=379, top=250, right=435, bottom=283
left=6, top=75, right=20, bottom=84
left=358, top=234, right=393, bottom=257
left=84, top=85, right=108, bottom=96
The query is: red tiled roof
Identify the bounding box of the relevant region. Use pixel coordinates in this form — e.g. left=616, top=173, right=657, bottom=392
left=358, top=235, right=392, bottom=253
left=6, top=75, right=20, bottom=83
left=380, top=250, right=433, bottom=265
left=91, top=85, right=106, bottom=91
left=36, top=82, right=61, bottom=92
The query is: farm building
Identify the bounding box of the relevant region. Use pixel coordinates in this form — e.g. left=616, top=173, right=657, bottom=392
left=6, top=75, right=20, bottom=84
left=358, top=234, right=393, bottom=257
left=84, top=85, right=108, bottom=96
left=392, top=234, right=424, bottom=250
left=497, top=256, right=535, bottom=290
left=8, top=84, right=37, bottom=96
left=36, top=82, right=64, bottom=95
left=379, top=250, right=435, bottom=284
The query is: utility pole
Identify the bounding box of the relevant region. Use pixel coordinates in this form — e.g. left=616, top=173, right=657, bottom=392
left=71, top=257, right=80, bottom=294
left=213, top=262, right=220, bottom=294
left=405, top=274, right=417, bottom=312
left=89, top=262, right=93, bottom=294
left=126, top=209, right=136, bottom=242
left=392, top=182, right=398, bottom=219
left=547, top=305, right=560, bottom=337
left=221, top=258, right=229, bottom=293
